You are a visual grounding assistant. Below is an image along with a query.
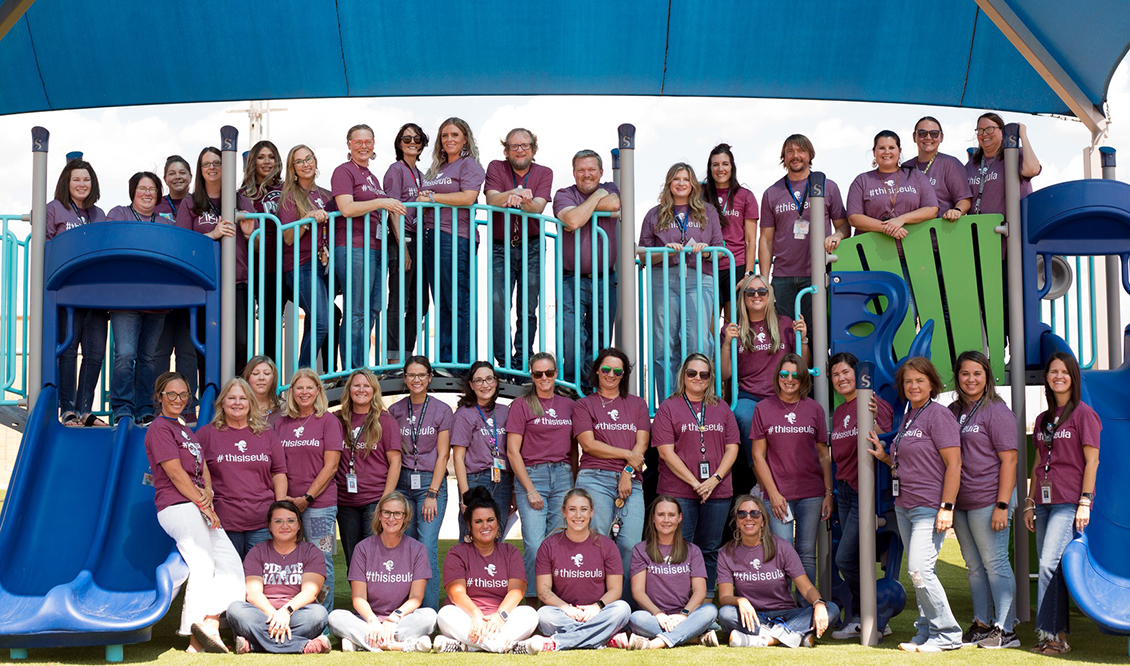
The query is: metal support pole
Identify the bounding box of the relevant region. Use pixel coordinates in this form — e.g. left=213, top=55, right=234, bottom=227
left=611, top=148, right=621, bottom=191
left=26, top=127, right=49, bottom=412
left=1101, top=147, right=1122, bottom=368
left=220, top=126, right=239, bottom=381
left=616, top=125, right=638, bottom=394
left=809, top=171, right=832, bottom=598
left=855, top=361, right=879, bottom=646
left=1004, top=123, right=1030, bottom=622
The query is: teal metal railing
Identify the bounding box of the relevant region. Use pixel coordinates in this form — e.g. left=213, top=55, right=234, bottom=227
left=0, top=217, right=29, bottom=405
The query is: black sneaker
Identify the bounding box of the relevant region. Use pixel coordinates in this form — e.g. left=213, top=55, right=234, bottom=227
left=977, top=627, right=1020, bottom=649
left=962, top=621, right=992, bottom=645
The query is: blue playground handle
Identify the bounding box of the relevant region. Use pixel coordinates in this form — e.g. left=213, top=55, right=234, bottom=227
left=794, top=285, right=820, bottom=376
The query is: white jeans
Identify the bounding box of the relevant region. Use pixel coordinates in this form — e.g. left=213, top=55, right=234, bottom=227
left=437, top=605, right=538, bottom=652
left=157, top=502, right=245, bottom=635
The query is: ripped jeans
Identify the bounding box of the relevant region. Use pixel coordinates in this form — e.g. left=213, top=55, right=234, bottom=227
left=895, top=505, right=961, bottom=649
left=302, top=506, right=338, bottom=614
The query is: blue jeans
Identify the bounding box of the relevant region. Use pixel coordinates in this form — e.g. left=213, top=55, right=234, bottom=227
left=422, top=228, right=472, bottom=367
left=673, top=496, right=730, bottom=594
left=575, top=469, right=643, bottom=588
left=834, top=481, right=862, bottom=620
left=459, top=469, right=514, bottom=540
left=227, top=601, right=328, bottom=653
left=515, top=461, right=573, bottom=592
left=629, top=604, right=718, bottom=647
left=337, top=501, right=378, bottom=571
left=771, top=275, right=811, bottom=327
left=895, top=505, right=961, bottom=648
left=302, top=505, right=338, bottom=614
left=649, top=269, right=714, bottom=401
left=953, top=496, right=1017, bottom=631
left=109, top=310, right=166, bottom=422
left=333, top=248, right=383, bottom=371
left=396, top=468, right=447, bottom=610
left=284, top=262, right=331, bottom=370
left=561, top=269, right=618, bottom=389
left=537, top=601, right=631, bottom=650
left=57, top=308, right=108, bottom=416
left=492, top=241, right=540, bottom=370
left=719, top=601, right=840, bottom=647
left=386, top=232, right=426, bottom=361
left=769, top=495, right=823, bottom=585
left=731, top=390, right=761, bottom=467
left=226, top=528, right=271, bottom=560
left=1033, top=503, right=1076, bottom=638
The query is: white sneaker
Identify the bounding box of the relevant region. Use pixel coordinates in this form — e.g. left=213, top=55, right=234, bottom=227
left=402, top=636, right=432, bottom=653
left=898, top=642, right=921, bottom=652
left=832, top=622, right=862, bottom=640
left=525, top=636, right=556, bottom=654
left=698, top=630, right=719, bottom=647
left=434, top=636, right=466, bottom=653
left=628, top=635, right=650, bottom=650
left=607, top=632, right=630, bottom=649
left=340, top=638, right=354, bottom=652
left=729, top=630, right=770, bottom=648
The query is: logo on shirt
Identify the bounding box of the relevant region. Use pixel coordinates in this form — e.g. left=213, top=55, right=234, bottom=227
left=842, top=414, right=851, bottom=430
left=962, top=424, right=981, bottom=434
left=485, top=416, right=495, bottom=427
left=313, top=196, right=324, bottom=208
left=756, top=331, right=766, bottom=344
left=352, top=426, right=361, bottom=439
left=609, top=409, right=620, bottom=421
left=785, top=412, right=797, bottom=425
left=751, top=558, right=762, bottom=570
left=383, top=560, right=395, bottom=572
left=546, top=408, right=558, bottom=418
left=485, top=564, right=497, bottom=577
left=884, top=179, right=895, bottom=188
left=294, top=425, right=305, bottom=438
left=234, top=440, right=247, bottom=453
left=263, top=562, right=305, bottom=586
left=571, top=553, right=584, bottom=568
left=904, top=428, right=925, bottom=438
left=180, top=430, right=191, bottom=441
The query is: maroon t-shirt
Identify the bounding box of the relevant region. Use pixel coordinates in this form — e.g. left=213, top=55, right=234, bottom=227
left=535, top=531, right=620, bottom=606
left=244, top=540, right=327, bottom=608
left=629, top=541, right=707, bottom=614
left=902, top=153, right=973, bottom=212
left=651, top=395, right=739, bottom=500
left=950, top=399, right=1018, bottom=510
left=484, top=160, right=553, bottom=243
left=750, top=396, right=829, bottom=500
left=197, top=424, right=287, bottom=532
left=553, top=182, right=621, bottom=275
left=965, top=148, right=1038, bottom=215
left=638, top=204, right=724, bottom=266
left=154, top=196, right=184, bottom=222
left=420, top=157, right=486, bottom=239
left=45, top=199, right=106, bottom=240
left=348, top=535, right=432, bottom=619
left=451, top=403, right=510, bottom=474
left=330, top=160, right=389, bottom=250
left=508, top=395, right=575, bottom=466
left=1033, top=402, right=1102, bottom=505
left=573, top=393, right=650, bottom=481
left=847, top=168, right=939, bottom=223
left=274, top=412, right=345, bottom=509
left=442, top=541, right=525, bottom=614
left=337, top=411, right=402, bottom=507
left=710, top=186, right=759, bottom=269
left=144, top=416, right=205, bottom=513
left=383, top=161, right=424, bottom=232
left=733, top=316, right=795, bottom=399
left=759, top=176, right=846, bottom=278
left=830, top=395, right=894, bottom=490
left=890, top=401, right=961, bottom=509
left=245, top=185, right=283, bottom=277
left=388, top=396, right=455, bottom=473
left=717, top=536, right=805, bottom=612
left=277, top=185, right=335, bottom=270
left=175, top=194, right=255, bottom=282
left=105, top=205, right=174, bottom=224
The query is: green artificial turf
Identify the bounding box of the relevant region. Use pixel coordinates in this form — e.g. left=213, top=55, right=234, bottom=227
left=6, top=538, right=1127, bottom=664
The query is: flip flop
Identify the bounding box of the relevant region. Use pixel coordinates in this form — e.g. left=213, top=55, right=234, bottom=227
left=61, top=411, right=82, bottom=427
left=190, top=623, right=230, bottom=653
left=82, top=413, right=109, bottom=427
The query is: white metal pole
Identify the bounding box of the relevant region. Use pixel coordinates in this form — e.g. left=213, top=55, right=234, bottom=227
left=809, top=171, right=832, bottom=598
left=616, top=125, right=637, bottom=393
left=855, top=361, right=879, bottom=646
left=26, top=127, right=49, bottom=412
left=1100, top=147, right=1122, bottom=367
left=220, top=126, right=239, bottom=382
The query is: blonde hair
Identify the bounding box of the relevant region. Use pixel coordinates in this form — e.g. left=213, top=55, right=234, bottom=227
left=339, top=369, right=386, bottom=457
left=522, top=352, right=558, bottom=418
left=211, top=377, right=268, bottom=434
left=735, top=274, right=783, bottom=354
left=426, top=117, right=481, bottom=180
left=655, top=163, right=709, bottom=233
left=726, top=495, right=777, bottom=562
left=284, top=368, right=328, bottom=418
left=674, top=353, right=719, bottom=406
left=372, top=491, right=412, bottom=536
left=279, top=144, right=326, bottom=221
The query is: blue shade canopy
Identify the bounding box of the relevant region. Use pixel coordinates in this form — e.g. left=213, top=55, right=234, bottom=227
left=0, top=0, right=1125, bottom=120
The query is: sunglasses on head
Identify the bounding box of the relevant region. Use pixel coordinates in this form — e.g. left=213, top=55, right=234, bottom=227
left=779, top=370, right=800, bottom=379
left=599, top=365, right=624, bottom=377
left=531, top=369, right=557, bottom=379
left=684, top=369, right=711, bottom=380
left=736, top=509, right=762, bottom=520
left=744, top=287, right=769, bottom=297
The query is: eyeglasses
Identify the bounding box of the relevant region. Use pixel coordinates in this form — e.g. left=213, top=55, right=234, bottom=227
left=405, top=372, right=430, bottom=381
left=684, top=369, right=711, bottom=380
left=471, top=376, right=498, bottom=386
left=599, top=366, right=624, bottom=377
left=161, top=391, right=190, bottom=401
left=136, top=187, right=159, bottom=194
left=201, top=160, right=221, bottom=169
left=507, top=143, right=532, bottom=152
left=531, top=369, right=557, bottom=379
left=293, top=156, right=316, bottom=166
left=350, top=139, right=375, bottom=147
left=380, top=510, right=406, bottom=519
left=736, top=509, right=762, bottom=520
left=271, top=518, right=299, bottom=526
left=401, top=136, right=423, bottom=145
left=744, top=287, right=769, bottom=297
left=975, top=126, right=1003, bottom=136
left=915, top=129, right=942, bottom=139
left=779, top=371, right=800, bottom=379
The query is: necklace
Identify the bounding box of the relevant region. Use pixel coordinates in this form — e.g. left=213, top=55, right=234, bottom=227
left=599, top=393, right=617, bottom=409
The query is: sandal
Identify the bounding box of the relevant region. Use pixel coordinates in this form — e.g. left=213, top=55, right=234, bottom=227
left=190, top=622, right=230, bottom=653
left=82, top=413, right=109, bottom=427
left=61, top=411, right=81, bottom=427
left=1037, top=638, right=1071, bottom=655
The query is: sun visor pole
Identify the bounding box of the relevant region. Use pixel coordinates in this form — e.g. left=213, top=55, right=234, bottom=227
left=807, top=171, right=832, bottom=599
left=26, top=127, right=49, bottom=412
left=616, top=125, right=638, bottom=394
left=220, top=126, right=239, bottom=381
left=855, top=361, right=879, bottom=646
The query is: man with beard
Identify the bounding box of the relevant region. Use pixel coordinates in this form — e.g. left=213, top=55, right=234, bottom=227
left=553, top=150, right=622, bottom=390
left=485, top=128, right=554, bottom=372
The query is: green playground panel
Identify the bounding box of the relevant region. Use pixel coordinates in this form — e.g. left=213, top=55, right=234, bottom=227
left=833, top=214, right=1006, bottom=388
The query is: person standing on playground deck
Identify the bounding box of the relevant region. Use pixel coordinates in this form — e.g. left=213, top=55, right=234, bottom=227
left=331, top=123, right=408, bottom=372
left=242, top=355, right=283, bottom=426
left=904, top=117, right=972, bottom=221
left=144, top=371, right=243, bottom=654
left=238, top=140, right=283, bottom=375
left=383, top=122, right=430, bottom=366
left=389, top=356, right=454, bottom=610
left=948, top=351, right=1020, bottom=649
left=749, top=353, right=832, bottom=587
left=627, top=495, right=719, bottom=650
left=554, top=150, right=622, bottom=389
left=154, top=156, right=198, bottom=393
left=867, top=357, right=962, bottom=652
left=757, top=134, right=848, bottom=325
left=847, top=130, right=940, bottom=239
left=638, top=163, right=724, bottom=399
left=155, top=155, right=191, bottom=219
left=826, top=352, right=894, bottom=639
left=335, top=368, right=402, bottom=570
left=273, top=368, right=344, bottom=614
left=703, top=143, right=759, bottom=326
left=966, top=112, right=1042, bottom=217
left=196, top=377, right=287, bottom=559
left=1025, top=352, right=1100, bottom=656
left=49, top=158, right=108, bottom=427
left=328, top=492, right=437, bottom=652
left=226, top=500, right=331, bottom=654
left=484, top=127, right=553, bottom=373
left=507, top=352, right=576, bottom=596
left=451, top=361, right=512, bottom=539
left=651, top=353, right=740, bottom=594
left=419, top=117, right=485, bottom=370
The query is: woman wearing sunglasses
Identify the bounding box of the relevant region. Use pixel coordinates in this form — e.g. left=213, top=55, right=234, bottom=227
left=903, top=117, right=972, bottom=221
left=866, top=357, right=962, bottom=652
left=966, top=113, right=1042, bottom=217
left=507, top=352, right=575, bottom=595
left=749, top=354, right=831, bottom=587
left=718, top=495, right=836, bottom=648
left=389, top=355, right=454, bottom=611
left=652, top=353, right=740, bottom=594
left=328, top=492, right=436, bottom=652
left=452, top=361, right=512, bottom=537
left=574, top=348, right=651, bottom=583
left=383, top=123, right=430, bottom=364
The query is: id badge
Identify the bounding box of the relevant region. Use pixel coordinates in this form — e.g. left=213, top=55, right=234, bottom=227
left=793, top=218, right=810, bottom=240
left=699, top=461, right=711, bottom=480
left=1041, top=480, right=1053, bottom=504
left=346, top=472, right=359, bottom=494
left=142, top=470, right=154, bottom=487
left=891, top=477, right=901, bottom=497
left=492, top=457, right=505, bottom=483
left=783, top=504, right=794, bottom=523
left=410, top=472, right=423, bottom=490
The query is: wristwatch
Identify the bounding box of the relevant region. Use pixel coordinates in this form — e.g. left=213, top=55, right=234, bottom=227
left=679, top=609, right=691, bottom=616
left=939, top=502, right=954, bottom=511
left=426, top=489, right=438, bottom=499
left=303, top=493, right=314, bottom=504
left=623, top=465, right=634, bottom=475
left=713, top=473, right=723, bottom=483
left=499, top=609, right=509, bottom=620
left=285, top=605, right=294, bottom=614
left=1081, top=492, right=1095, bottom=501
left=595, top=600, right=606, bottom=609
left=996, top=501, right=1009, bottom=511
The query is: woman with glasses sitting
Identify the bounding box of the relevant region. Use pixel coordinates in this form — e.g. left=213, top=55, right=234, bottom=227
left=452, top=361, right=512, bottom=538
left=903, top=117, right=972, bottom=221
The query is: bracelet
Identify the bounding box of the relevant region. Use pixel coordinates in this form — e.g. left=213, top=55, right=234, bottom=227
left=680, top=608, right=691, bottom=616
left=595, top=599, right=606, bottom=609
left=1023, top=506, right=1035, bottom=513
left=1078, top=500, right=1092, bottom=507
left=1025, top=497, right=1036, bottom=506
left=800, top=338, right=810, bottom=345
left=526, top=489, right=539, bottom=496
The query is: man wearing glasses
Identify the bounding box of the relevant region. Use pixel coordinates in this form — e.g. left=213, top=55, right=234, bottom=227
left=484, top=128, right=554, bottom=375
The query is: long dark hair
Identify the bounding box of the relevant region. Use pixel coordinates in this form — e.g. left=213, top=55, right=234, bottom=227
left=972, top=112, right=1006, bottom=165
left=458, top=361, right=499, bottom=409
left=703, top=143, right=738, bottom=225
left=949, top=350, right=1004, bottom=419
left=587, top=347, right=632, bottom=398
left=643, top=495, right=688, bottom=565
left=266, top=500, right=306, bottom=542
left=394, top=122, right=430, bottom=161
left=872, top=130, right=912, bottom=175
left=53, top=159, right=101, bottom=208
left=190, top=146, right=223, bottom=216
left=1039, top=352, right=1082, bottom=435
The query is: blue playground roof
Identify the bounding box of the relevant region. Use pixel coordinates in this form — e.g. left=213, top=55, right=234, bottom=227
left=0, top=0, right=1125, bottom=123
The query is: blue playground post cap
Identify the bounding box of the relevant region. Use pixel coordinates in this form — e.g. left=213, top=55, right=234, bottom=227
left=1004, top=123, right=1020, bottom=149
left=810, top=171, right=826, bottom=196
left=618, top=124, right=635, bottom=149
left=220, top=126, right=239, bottom=152
left=1100, top=146, right=1116, bottom=168
left=65, top=151, right=82, bottom=161
left=611, top=148, right=620, bottom=169
left=855, top=361, right=874, bottom=390
left=31, top=127, right=49, bottom=152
